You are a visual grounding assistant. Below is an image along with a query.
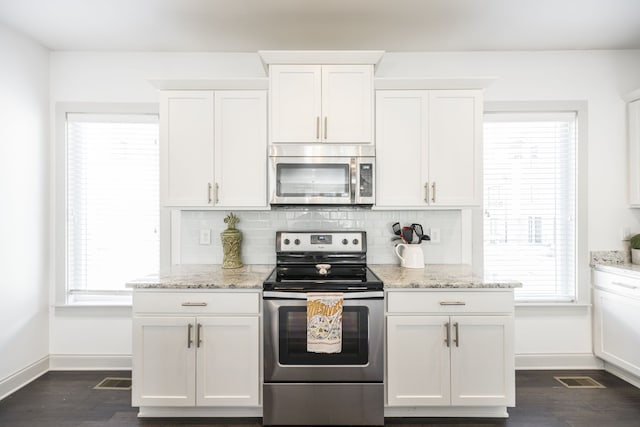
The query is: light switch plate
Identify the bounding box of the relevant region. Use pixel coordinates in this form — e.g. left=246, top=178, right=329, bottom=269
left=430, top=228, right=441, bottom=244
left=199, top=229, right=211, bottom=245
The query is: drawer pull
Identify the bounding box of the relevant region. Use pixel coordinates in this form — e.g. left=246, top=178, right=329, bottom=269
left=439, top=301, right=466, bottom=306
left=181, top=302, right=208, bottom=307
left=611, top=281, right=638, bottom=290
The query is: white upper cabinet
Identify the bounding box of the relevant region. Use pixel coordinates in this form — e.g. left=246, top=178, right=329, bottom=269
left=269, top=64, right=373, bottom=144
left=214, top=91, right=267, bottom=207
left=428, top=90, right=482, bottom=206
left=628, top=96, right=640, bottom=206
left=160, top=90, right=268, bottom=208
left=160, top=91, right=215, bottom=207
left=375, top=89, right=482, bottom=208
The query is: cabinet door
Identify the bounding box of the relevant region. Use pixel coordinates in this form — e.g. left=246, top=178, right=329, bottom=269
left=628, top=99, right=640, bottom=206
left=593, top=289, right=640, bottom=377
left=270, top=65, right=321, bottom=143
left=375, top=91, right=430, bottom=207
left=322, top=65, right=373, bottom=143
left=214, top=91, right=267, bottom=207
left=428, top=90, right=482, bottom=206
left=196, top=316, right=260, bottom=406
left=132, top=316, right=196, bottom=407
left=387, top=315, right=450, bottom=406
left=449, top=316, right=514, bottom=406
left=160, top=91, right=214, bottom=206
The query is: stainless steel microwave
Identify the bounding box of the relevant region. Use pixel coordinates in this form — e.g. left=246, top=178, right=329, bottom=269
left=269, top=145, right=375, bottom=206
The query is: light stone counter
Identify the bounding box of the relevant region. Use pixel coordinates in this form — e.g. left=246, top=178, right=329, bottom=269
left=371, top=264, right=522, bottom=289
left=126, top=264, right=521, bottom=290
left=126, top=264, right=273, bottom=289
left=590, top=250, right=640, bottom=280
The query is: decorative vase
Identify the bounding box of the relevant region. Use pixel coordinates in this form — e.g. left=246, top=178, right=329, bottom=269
left=632, top=248, right=640, bottom=265
left=221, top=212, right=243, bottom=269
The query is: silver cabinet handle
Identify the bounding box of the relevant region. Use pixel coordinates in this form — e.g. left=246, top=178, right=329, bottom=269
left=439, top=301, right=466, bottom=306
left=424, top=182, right=429, bottom=203
left=187, top=323, right=193, bottom=348
left=453, top=322, right=459, bottom=347
left=196, top=323, right=203, bottom=348
left=444, top=322, right=451, bottom=347
left=431, top=182, right=437, bottom=203
left=214, top=183, right=220, bottom=205
left=181, top=302, right=208, bottom=307
left=324, top=116, right=328, bottom=140
left=207, top=183, right=212, bottom=204
left=316, top=116, right=320, bottom=140
left=611, top=281, right=638, bottom=290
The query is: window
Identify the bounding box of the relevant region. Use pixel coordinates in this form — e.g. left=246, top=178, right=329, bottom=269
left=65, top=112, right=159, bottom=304
left=483, top=111, right=577, bottom=302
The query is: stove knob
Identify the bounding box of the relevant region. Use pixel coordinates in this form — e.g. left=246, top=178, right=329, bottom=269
left=342, top=238, right=348, bottom=245
left=294, top=239, right=301, bottom=245
left=283, top=238, right=290, bottom=245
left=352, top=238, right=359, bottom=245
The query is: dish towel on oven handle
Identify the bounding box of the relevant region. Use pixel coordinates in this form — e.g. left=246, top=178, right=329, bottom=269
left=307, top=292, right=343, bottom=353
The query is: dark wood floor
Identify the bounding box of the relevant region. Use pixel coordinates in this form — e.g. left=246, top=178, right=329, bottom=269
left=1, top=370, right=639, bottom=426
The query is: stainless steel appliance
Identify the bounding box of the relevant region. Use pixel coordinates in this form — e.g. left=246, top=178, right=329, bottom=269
left=268, top=145, right=375, bottom=206
left=263, top=231, right=384, bottom=426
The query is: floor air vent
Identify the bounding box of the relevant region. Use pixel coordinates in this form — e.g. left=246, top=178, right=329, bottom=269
left=94, top=377, right=132, bottom=390
left=554, top=376, right=606, bottom=389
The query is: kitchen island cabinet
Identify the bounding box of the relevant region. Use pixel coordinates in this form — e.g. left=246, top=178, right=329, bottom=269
left=160, top=90, right=267, bottom=208
left=375, top=90, right=482, bottom=208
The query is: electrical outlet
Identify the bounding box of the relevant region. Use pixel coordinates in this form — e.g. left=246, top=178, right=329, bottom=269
left=199, top=229, right=211, bottom=245
left=429, top=228, right=441, bottom=244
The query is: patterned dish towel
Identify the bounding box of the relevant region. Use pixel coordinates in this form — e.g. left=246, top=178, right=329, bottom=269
left=307, top=292, right=344, bottom=353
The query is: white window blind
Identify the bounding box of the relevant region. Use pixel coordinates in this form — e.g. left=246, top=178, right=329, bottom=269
left=66, top=113, right=159, bottom=301
left=483, top=112, right=577, bottom=302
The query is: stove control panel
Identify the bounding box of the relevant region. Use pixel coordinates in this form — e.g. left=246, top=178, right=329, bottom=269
left=277, top=231, right=365, bottom=253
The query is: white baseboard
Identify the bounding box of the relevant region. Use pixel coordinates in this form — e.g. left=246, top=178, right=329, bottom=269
left=137, top=406, right=262, bottom=418
left=515, top=353, right=603, bottom=370
left=49, top=354, right=131, bottom=371
left=0, top=356, right=49, bottom=401
left=385, top=406, right=509, bottom=418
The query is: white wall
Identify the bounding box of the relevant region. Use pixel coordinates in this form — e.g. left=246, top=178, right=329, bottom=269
left=0, top=24, right=50, bottom=397
left=48, top=49, right=640, bottom=369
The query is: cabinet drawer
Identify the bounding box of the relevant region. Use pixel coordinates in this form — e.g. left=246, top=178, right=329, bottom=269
left=593, top=270, right=640, bottom=298
left=133, top=291, right=260, bottom=314
left=387, top=291, right=513, bottom=314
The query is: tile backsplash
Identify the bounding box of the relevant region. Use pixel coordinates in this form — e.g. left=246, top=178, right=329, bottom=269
left=179, top=209, right=465, bottom=265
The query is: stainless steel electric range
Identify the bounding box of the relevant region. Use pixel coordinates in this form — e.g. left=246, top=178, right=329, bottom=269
left=262, top=231, right=384, bottom=426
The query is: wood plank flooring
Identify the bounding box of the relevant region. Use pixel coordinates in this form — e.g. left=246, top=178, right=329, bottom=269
left=0, top=370, right=639, bottom=426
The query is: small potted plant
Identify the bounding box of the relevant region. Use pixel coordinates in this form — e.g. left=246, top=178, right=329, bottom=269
left=630, top=234, right=640, bottom=264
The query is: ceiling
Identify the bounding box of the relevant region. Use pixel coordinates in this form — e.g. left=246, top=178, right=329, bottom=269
left=1, top=0, right=640, bottom=52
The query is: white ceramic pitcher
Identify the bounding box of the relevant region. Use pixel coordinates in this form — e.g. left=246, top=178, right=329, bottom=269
left=394, top=244, right=425, bottom=268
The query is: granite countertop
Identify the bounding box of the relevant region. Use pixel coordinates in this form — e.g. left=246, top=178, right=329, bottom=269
left=370, top=264, right=522, bottom=289
left=590, top=250, right=640, bottom=280
left=126, top=264, right=273, bottom=289
left=126, top=263, right=521, bottom=290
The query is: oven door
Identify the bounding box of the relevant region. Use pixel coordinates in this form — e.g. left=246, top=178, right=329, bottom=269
left=263, top=291, right=384, bottom=383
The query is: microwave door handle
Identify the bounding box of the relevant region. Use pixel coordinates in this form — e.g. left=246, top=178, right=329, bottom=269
left=350, top=158, right=357, bottom=203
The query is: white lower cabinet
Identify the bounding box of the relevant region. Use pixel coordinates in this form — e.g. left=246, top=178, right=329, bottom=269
left=386, top=290, right=515, bottom=416
left=593, top=270, right=640, bottom=380
left=132, top=291, right=260, bottom=413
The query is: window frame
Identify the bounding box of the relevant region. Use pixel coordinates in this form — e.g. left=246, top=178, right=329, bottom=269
left=55, top=102, right=159, bottom=306
left=482, top=101, right=589, bottom=306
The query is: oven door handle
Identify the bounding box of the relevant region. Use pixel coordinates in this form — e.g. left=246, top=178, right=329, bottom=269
left=263, top=291, right=384, bottom=300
